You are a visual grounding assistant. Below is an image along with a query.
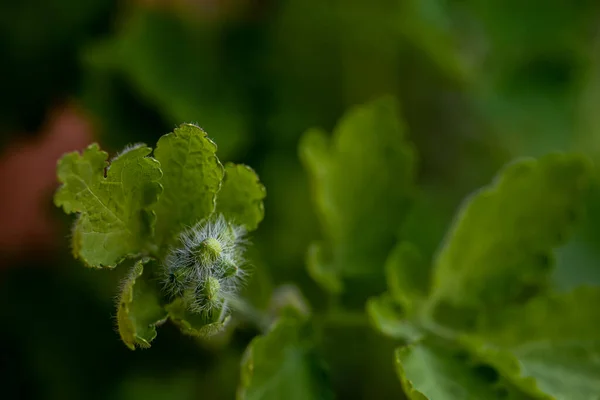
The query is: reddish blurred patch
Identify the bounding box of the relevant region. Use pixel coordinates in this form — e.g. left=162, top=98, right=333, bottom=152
left=0, top=105, right=94, bottom=264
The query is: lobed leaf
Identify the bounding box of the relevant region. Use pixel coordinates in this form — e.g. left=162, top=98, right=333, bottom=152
left=117, top=258, right=168, bottom=350
left=55, top=143, right=162, bottom=268
left=383, top=153, right=596, bottom=399
left=396, top=340, right=531, bottom=400
left=216, top=163, right=267, bottom=232
left=464, top=286, right=600, bottom=400
left=238, top=312, right=333, bottom=400
left=430, top=153, right=592, bottom=312
left=152, top=123, right=224, bottom=251
left=299, top=96, right=416, bottom=292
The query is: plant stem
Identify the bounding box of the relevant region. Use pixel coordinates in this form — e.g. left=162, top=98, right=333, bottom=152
left=227, top=296, right=271, bottom=333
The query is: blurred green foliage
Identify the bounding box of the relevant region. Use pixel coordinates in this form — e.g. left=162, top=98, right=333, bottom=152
left=2, top=0, right=600, bottom=399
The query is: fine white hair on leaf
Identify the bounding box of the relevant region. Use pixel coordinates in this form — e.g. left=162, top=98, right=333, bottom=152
left=105, top=143, right=148, bottom=175
left=111, top=142, right=147, bottom=161
left=161, top=213, right=250, bottom=315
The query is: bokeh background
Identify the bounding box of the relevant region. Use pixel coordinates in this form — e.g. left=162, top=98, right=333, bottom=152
left=2, top=1, right=600, bottom=399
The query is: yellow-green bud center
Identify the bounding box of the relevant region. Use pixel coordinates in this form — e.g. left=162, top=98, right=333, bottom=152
left=196, top=237, right=222, bottom=265
left=203, top=276, right=221, bottom=301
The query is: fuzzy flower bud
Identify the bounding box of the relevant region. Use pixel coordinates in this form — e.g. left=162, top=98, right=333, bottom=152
left=162, top=214, right=248, bottom=317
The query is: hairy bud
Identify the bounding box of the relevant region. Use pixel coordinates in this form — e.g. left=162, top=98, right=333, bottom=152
left=162, top=214, right=248, bottom=317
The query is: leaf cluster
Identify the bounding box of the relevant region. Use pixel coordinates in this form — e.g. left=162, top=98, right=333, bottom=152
left=54, top=123, right=266, bottom=349
left=241, top=97, right=599, bottom=400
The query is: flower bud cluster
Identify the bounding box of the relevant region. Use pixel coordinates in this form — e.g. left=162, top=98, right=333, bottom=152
left=162, top=214, right=247, bottom=316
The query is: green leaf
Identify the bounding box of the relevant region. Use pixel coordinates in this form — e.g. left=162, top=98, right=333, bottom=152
left=396, top=340, right=528, bottom=400
left=152, top=123, right=224, bottom=250
left=385, top=241, right=429, bottom=312
left=366, top=293, right=423, bottom=342
left=238, top=313, right=333, bottom=400
left=429, top=153, right=591, bottom=312
left=165, top=297, right=230, bottom=338
left=216, top=163, right=266, bottom=232
left=464, top=287, right=600, bottom=400
left=117, top=258, right=168, bottom=350
left=299, top=96, right=416, bottom=292
left=55, top=143, right=162, bottom=268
